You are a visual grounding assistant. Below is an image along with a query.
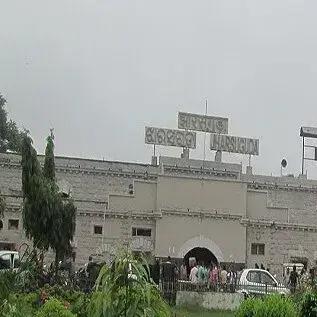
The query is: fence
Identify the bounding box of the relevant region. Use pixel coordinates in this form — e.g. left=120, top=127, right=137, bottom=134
left=160, top=279, right=290, bottom=303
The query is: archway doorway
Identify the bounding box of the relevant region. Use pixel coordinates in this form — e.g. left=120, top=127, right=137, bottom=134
left=184, top=247, right=218, bottom=277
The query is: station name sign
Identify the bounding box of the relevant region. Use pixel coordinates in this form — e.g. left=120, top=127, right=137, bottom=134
left=210, top=133, right=259, bottom=156
left=145, top=127, right=196, bottom=149
left=300, top=127, right=317, bottom=139
left=178, top=112, right=228, bottom=134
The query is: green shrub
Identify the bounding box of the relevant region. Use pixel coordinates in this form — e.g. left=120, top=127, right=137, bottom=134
left=299, top=292, right=317, bottom=317
left=40, top=285, right=89, bottom=317
left=36, top=298, right=76, bottom=317
left=236, top=295, right=298, bottom=317
left=89, top=252, right=170, bottom=317
left=0, top=271, right=18, bottom=304
left=0, top=293, right=38, bottom=317
left=70, top=293, right=90, bottom=317
left=235, top=297, right=262, bottom=317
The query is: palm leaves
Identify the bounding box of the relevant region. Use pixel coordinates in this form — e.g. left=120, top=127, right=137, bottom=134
left=89, top=252, right=171, bottom=317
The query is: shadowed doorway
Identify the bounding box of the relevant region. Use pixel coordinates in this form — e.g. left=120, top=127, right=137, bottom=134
left=184, top=247, right=218, bottom=274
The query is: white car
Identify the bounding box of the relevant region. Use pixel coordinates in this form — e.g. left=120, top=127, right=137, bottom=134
left=0, top=251, right=20, bottom=271
left=237, top=269, right=290, bottom=297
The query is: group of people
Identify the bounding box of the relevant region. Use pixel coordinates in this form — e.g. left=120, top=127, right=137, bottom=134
left=284, top=265, right=312, bottom=293
left=179, top=261, right=237, bottom=291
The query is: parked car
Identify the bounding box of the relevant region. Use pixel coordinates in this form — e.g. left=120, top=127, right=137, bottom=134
left=0, top=250, right=20, bottom=271
left=236, top=269, right=290, bottom=297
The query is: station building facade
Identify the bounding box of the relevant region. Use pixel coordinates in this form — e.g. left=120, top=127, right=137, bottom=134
left=1, top=152, right=317, bottom=278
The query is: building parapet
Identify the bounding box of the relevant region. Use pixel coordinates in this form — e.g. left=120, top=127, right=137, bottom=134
left=161, top=208, right=243, bottom=221
left=241, top=218, right=317, bottom=232
left=247, top=181, right=317, bottom=193
left=78, top=209, right=162, bottom=220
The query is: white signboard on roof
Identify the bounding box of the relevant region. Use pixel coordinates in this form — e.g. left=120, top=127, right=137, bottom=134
left=145, top=127, right=196, bottom=149
left=210, top=133, right=259, bottom=156
left=300, top=127, right=317, bottom=138
left=178, top=112, right=228, bottom=134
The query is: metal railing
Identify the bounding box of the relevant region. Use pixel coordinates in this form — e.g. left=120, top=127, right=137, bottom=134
left=159, top=279, right=290, bottom=301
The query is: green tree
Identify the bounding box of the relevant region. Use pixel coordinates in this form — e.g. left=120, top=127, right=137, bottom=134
left=0, top=94, right=23, bottom=153
left=0, top=95, right=7, bottom=152
left=42, top=133, right=76, bottom=267
left=0, top=191, right=5, bottom=218
left=22, top=132, right=76, bottom=267
left=21, top=134, right=51, bottom=250
left=43, top=133, right=55, bottom=181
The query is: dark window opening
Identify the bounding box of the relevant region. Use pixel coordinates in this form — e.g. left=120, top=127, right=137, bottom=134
left=251, top=243, right=265, bottom=255
left=8, top=219, right=19, bottom=230
left=132, top=227, right=151, bottom=237
left=0, top=220, right=3, bottom=230
left=94, top=225, right=103, bottom=235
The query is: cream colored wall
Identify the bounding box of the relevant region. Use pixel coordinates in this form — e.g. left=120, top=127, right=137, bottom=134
left=246, top=190, right=287, bottom=222
left=157, top=176, right=247, bottom=216
left=75, top=216, right=122, bottom=266
left=155, top=215, right=246, bottom=263
left=109, top=181, right=157, bottom=212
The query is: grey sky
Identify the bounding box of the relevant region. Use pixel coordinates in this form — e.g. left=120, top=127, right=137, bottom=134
left=2, top=0, right=317, bottom=178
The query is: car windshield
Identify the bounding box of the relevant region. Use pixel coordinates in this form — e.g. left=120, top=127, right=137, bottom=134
left=247, top=271, right=261, bottom=283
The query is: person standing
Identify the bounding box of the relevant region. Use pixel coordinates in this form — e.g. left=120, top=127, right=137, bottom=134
left=289, top=265, right=299, bottom=293
left=284, top=267, right=290, bottom=286
left=189, top=262, right=198, bottom=284
left=197, top=262, right=205, bottom=284
left=202, top=263, right=209, bottom=285
left=152, top=258, right=160, bottom=285
left=227, top=267, right=237, bottom=293
left=179, top=261, right=187, bottom=281
left=220, top=265, right=228, bottom=291
left=161, top=256, right=176, bottom=305
left=209, top=265, right=219, bottom=291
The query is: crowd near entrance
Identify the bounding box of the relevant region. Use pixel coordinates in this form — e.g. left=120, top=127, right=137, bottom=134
left=184, top=247, right=218, bottom=277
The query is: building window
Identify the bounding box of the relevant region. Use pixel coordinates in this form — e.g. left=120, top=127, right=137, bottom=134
left=132, top=227, right=151, bottom=237
left=8, top=219, right=19, bottom=230
left=0, top=220, right=3, bottom=230
left=251, top=243, right=265, bottom=255
left=94, top=225, right=103, bottom=235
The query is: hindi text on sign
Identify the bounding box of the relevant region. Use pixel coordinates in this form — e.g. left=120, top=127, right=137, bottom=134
left=210, top=133, right=259, bottom=156
left=145, top=127, right=196, bottom=149
left=178, top=112, right=228, bottom=134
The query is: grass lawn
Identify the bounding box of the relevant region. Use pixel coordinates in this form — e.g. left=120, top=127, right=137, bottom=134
left=173, top=306, right=235, bottom=317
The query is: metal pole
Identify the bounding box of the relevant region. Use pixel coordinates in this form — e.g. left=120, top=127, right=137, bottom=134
left=203, top=99, right=208, bottom=165
left=302, top=136, right=305, bottom=175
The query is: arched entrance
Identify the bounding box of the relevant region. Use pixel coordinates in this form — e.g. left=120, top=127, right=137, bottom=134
left=178, top=236, right=224, bottom=278
left=178, top=235, right=224, bottom=262
left=184, top=247, right=218, bottom=267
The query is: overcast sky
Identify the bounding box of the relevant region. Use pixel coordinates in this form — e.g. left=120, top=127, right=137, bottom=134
left=2, top=0, right=317, bottom=178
